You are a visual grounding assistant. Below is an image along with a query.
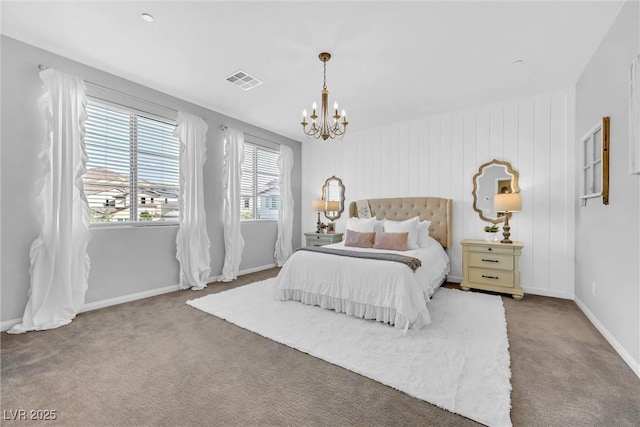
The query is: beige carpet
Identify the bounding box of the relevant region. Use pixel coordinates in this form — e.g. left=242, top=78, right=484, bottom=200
left=2, top=268, right=639, bottom=426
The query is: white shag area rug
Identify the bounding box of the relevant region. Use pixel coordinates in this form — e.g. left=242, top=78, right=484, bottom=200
left=187, top=279, right=512, bottom=427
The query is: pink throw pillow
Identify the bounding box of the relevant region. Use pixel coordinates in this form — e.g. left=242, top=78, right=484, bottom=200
left=373, top=232, right=409, bottom=251
left=344, top=230, right=375, bottom=248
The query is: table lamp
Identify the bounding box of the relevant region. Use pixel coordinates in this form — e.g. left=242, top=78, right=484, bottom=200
left=312, top=199, right=325, bottom=233
left=494, top=193, right=521, bottom=244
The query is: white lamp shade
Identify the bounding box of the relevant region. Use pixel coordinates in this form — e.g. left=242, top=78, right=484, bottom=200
left=312, top=199, right=325, bottom=211
left=325, top=201, right=340, bottom=211
left=494, top=193, right=521, bottom=213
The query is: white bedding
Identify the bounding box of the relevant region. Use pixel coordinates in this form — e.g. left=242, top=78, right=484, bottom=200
left=274, top=241, right=450, bottom=330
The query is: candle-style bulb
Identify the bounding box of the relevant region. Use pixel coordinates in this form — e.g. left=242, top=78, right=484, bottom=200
left=341, top=109, right=346, bottom=118
left=312, top=102, right=317, bottom=110
left=334, top=101, right=338, bottom=110
left=303, top=109, right=307, bottom=117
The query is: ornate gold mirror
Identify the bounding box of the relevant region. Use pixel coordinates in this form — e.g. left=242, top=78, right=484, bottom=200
left=472, top=159, right=520, bottom=224
left=321, top=176, right=345, bottom=221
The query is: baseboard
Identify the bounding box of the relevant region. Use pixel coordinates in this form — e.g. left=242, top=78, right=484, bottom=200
left=521, top=286, right=572, bottom=300
left=446, top=278, right=572, bottom=300
left=206, top=263, right=278, bottom=284
left=239, top=263, right=277, bottom=276
left=2, top=264, right=277, bottom=331
left=81, top=284, right=181, bottom=313
left=84, top=270, right=277, bottom=309
left=1, top=283, right=183, bottom=332
left=575, top=297, right=640, bottom=378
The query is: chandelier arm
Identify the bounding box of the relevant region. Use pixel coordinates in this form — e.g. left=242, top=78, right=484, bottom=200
left=303, top=125, right=321, bottom=139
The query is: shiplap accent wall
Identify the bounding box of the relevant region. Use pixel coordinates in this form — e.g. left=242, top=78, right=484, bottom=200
left=301, top=88, right=576, bottom=298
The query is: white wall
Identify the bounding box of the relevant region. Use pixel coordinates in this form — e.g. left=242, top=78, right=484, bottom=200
left=302, top=89, right=576, bottom=299
left=1, top=37, right=302, bottom=326
left=574, top=0, right=639, bottom=373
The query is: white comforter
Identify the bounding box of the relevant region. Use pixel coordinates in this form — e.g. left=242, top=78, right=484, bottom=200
left=274, top=241, right=450, bottom=330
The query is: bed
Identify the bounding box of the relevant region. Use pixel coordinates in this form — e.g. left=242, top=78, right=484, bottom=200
left=274, top=197, right=452, bottom=330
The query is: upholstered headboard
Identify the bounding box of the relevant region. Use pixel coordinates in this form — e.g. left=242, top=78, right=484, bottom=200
left=348, top=197, right=453, bottom=248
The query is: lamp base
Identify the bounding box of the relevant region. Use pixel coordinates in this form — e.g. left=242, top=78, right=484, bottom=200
left=316, top=212, right=322, bottom=233
left=501, top=213, right=513, bottom=244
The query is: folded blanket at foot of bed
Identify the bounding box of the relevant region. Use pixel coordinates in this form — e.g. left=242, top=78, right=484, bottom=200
left=296, top=246, right=422, bottom=271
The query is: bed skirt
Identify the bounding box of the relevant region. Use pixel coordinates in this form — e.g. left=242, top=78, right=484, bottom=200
left=275, top=289, right=429, bottom=331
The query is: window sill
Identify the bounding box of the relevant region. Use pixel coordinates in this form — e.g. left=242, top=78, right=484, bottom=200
left=580, top=193, right=602, bottom=200
left=241, top=220, right=278, bottom=224
left=89, top=222, right=179, bottom=230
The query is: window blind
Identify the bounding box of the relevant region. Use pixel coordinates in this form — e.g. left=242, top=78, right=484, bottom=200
left=240, top=142, right=280, bottom=220
left=83, top=99, right=179, bottom=224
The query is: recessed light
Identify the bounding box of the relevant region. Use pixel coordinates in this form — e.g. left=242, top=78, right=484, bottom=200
left=141, top=13, right=154, bottom=23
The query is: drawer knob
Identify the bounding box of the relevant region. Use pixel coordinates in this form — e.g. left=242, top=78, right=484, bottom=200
left=482, top=258, right=499, bottom=263
left=482, top=275, right=499, bottom=280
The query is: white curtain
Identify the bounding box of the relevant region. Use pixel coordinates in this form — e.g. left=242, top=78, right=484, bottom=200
left=219, top=127, right=245, bottom=281
left=9, top=68, right=90, bottom=333
left=174, top=111, right=211, bottom=290
left=274, top=144, right=294, bottom=266
left=630, top=55, right=640, bottom=174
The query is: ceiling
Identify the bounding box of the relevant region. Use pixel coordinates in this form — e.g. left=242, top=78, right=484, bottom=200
left=1, top=1, right=624, bottom=142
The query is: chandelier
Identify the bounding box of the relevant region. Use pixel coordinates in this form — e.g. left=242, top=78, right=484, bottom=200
left=301, top=52, right=348, bottom=140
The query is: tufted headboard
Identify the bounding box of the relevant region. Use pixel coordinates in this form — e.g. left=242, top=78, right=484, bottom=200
left=348, top=197, right=453, bottom=248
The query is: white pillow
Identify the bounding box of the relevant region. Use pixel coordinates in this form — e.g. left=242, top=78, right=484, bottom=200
left=373, top=219, right=385, bottom=233
left=417, top=220, right=433, bottom=248
left=346, top=217, right=377, bottom=233
left=383, top=216, right=419, bottom=249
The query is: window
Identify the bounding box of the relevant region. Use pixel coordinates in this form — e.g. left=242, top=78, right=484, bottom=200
left=84, top=100, right=180, bottom=223
left=580, top=117, right=610, bottom=206
left=240, top=142, right=280, bottom=220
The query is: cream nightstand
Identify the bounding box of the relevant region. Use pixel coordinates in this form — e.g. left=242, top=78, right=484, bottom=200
left=305, top=232, right=343, bottom=247
left=460, top=239, right=524, bottom=300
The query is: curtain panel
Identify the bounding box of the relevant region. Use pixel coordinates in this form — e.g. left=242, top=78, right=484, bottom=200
left=10, top=68, right=90, bottom=333
left=219, top=127, right=245, bottom=281
left=274, top=144, right=294, bottom=266
left=174, top=112, right=212, bottom=290
left=630, top=56, right=640, bottom=174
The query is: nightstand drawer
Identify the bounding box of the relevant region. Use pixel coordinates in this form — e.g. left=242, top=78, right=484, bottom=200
left=468, top=267, right=514, bottom=288
left=467, top=245, right=515, bottom=255
left=304, top=232, right=343, bottom=247
left=468, top=252, right=514, bottom=271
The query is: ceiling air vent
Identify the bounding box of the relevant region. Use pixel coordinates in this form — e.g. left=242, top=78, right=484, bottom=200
left=225, top=71, right=262, bottom=91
